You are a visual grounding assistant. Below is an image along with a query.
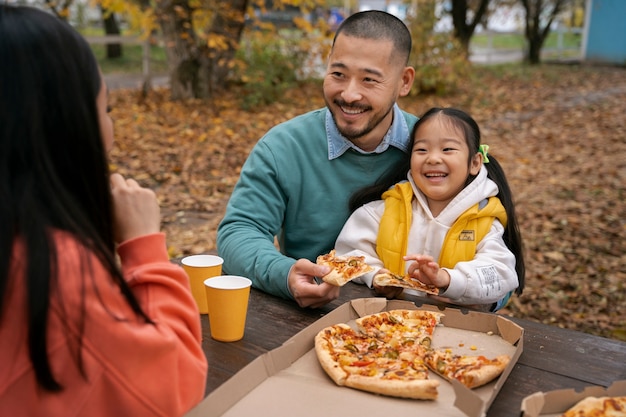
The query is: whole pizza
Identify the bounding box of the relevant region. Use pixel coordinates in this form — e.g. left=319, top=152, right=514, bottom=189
left=314, top=309, right=511, bottom=400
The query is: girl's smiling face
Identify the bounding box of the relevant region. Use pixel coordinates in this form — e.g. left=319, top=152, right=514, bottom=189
left=410, top=114, right=482, bottom=216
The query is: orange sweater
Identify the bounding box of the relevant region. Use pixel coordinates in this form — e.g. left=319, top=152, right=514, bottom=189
left=0, top=232, right=208, bottom=416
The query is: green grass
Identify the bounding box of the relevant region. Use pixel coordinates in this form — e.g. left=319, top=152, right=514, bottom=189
left=472, top=33, right=526, bottom=49
left=78, top=26, right=168, bottom=75
left=90, top=43, right=168, bottom=75
left=471, top=31, right=582, bottom=50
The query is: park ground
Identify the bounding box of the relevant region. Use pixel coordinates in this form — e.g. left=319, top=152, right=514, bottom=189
left=107, top=63, right=626, bottom=341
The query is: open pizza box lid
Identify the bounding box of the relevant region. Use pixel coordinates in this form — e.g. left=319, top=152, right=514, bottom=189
left=520, top=379, right=626, bottom=417
left=186, top=298, right=524, bottom=417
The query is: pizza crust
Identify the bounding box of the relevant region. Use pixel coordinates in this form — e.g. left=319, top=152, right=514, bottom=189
left=320, top=269, right=351, bottom=287
left=313, top=324, right=351, bottom=386
left=561, top=396, right=626, bottom=417
left=345, top=374, right=439, bottom=400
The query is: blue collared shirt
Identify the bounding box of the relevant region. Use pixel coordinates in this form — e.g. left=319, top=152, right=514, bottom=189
left=325, top=103, right=411, bottom=160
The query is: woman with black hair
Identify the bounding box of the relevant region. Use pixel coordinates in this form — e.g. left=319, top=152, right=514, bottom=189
left=335, top=107, right=525, bottom=312
left=0, top=5, right=207, bottom=416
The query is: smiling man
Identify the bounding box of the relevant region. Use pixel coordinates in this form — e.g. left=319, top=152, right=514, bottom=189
left=217, top=10, right=417, bottom=308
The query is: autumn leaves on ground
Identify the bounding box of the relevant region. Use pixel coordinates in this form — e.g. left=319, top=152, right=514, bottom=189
left=108, top=64, right=626, bottom=341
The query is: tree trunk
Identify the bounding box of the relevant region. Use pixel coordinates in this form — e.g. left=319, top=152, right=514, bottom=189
left=204, top=0, right=248, bottom=94
left=521, top=0, right=568, bottom=64
left=450, top=0, right=491, bottom=58
left=155, top=0, right=248, bottom=100
left=101, top=8, right=122, bottom=59
left=155, top=0, right=201, bottom=100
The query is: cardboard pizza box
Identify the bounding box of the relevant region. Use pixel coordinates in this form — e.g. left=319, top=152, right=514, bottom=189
left=520, top=379, right=626, bottom=417
left=186, top=298, right=524, bottom=417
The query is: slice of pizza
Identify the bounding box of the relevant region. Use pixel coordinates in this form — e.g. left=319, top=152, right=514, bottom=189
left=316, top=250, right=374, bottom=286
left=314, top=323, right=439, bottom=400
left=560, top=396, right=626, bottom=417
left=374, top=272, right=440, bottom=296
left=424, top=348, right=510, bottom=389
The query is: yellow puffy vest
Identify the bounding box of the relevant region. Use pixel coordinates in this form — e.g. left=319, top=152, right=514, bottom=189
left=376, top=181, right=507, bottom=275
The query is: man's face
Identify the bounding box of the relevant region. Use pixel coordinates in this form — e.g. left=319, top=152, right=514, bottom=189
left=323, top=34, right=413, bottom=151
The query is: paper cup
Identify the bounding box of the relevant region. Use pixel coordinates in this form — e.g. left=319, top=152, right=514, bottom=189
left=181, top=255, right=224, bottom=314
left=204, top=275, right=252, bottom=342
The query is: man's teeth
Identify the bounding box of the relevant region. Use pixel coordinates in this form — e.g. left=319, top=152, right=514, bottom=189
left=342, top=107, right=364, bottom=114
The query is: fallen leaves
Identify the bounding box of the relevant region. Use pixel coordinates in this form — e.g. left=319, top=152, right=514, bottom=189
left=108, top=63, right=626, bottom=341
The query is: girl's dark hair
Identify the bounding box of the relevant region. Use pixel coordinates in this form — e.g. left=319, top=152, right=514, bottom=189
left=349, top=107, right=525, bottom=294
left=0, top=5, right=151, bottom=391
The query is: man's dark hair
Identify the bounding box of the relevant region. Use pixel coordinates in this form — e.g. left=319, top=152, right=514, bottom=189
left=333, top=10, right=412, bottom=65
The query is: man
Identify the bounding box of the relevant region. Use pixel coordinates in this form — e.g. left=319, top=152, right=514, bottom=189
left=217, top=10, right=417, bottom=308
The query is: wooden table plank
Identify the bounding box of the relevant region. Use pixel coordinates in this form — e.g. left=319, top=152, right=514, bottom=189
left=506, top=316, right=626, bottom=386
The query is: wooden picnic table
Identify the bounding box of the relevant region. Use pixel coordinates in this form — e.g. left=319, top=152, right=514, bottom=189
left=196, top=281, right=626, bottom=416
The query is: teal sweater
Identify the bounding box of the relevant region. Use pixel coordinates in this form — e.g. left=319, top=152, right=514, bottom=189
left=217, top=108, right=417, bottom=300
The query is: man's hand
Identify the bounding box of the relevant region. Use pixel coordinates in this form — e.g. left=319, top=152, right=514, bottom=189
left=288, top=258, right=340, bottom=308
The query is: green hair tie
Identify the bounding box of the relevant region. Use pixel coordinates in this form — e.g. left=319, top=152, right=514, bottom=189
left=479, top=144, right=490, bottom=163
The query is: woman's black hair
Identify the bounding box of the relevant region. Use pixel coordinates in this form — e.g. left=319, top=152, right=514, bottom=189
left=0, top=4, right=152, bottom=391
left=349, top=107, right=525, bottom=294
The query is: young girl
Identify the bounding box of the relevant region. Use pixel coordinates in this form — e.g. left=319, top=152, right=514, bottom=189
left=0, top=5, right=206, bottom=416
left=334, top=107, right=525, bottom=311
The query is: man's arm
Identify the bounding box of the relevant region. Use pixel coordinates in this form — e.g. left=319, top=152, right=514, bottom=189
left=217, top=141, right=295, bottom=299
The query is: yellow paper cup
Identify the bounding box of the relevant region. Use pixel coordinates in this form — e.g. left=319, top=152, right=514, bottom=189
left=181, top=255, right=224, bottom=314
left=204, top=276, right=252, bottom=342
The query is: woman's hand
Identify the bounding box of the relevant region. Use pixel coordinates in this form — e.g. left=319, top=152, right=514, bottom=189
left=110, top=173, right=161, bottom=243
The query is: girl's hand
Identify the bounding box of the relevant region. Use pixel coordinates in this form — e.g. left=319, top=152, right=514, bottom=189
left=110, top=173, right=161, bottom=243
left=404, top=254, right=450, bottom=290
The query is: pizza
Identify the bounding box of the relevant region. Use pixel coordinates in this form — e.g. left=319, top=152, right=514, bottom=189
left=316, top=250, right=374, bottom=286
left=314, top=310, right=443, bottom=399
left=423, top=348, right=511, bottom=389
left=374, top=272, right=440, bottom=295
left=314, top=309, right=510, bottom=399
left=560, top=396, right=626, bottom=417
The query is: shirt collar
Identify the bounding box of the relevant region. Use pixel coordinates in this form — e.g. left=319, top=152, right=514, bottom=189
left=326, top=104, right=411, bottom=160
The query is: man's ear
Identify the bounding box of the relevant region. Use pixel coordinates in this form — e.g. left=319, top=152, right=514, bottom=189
left=399, top=66, right=415, bottom=97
